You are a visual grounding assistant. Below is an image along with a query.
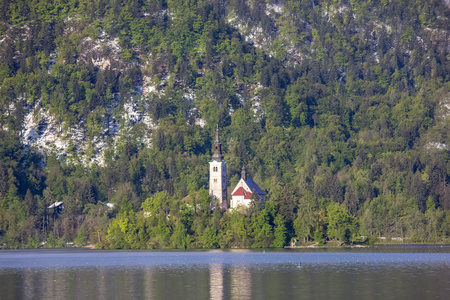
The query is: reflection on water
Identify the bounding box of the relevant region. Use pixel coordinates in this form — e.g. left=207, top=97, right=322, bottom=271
left=209, top=264, right=223, bottom=300
left=230, top=265, right=251, bottom=300
left=0, top=248, right=449, bottom=300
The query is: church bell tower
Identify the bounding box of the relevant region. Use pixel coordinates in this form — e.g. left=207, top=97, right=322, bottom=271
left=209, top=125, right=228, bottom=210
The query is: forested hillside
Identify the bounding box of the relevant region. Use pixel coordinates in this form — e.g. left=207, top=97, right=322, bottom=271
left=0, top=0, right=449, bottom=249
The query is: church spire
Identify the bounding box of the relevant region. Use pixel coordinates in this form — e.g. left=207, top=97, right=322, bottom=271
left=212, top=124, right=224, bottom=161
left=209, top=124, right=228, bottom=211
left=215, top=124, right=220, bottom=143
left=241, top=165, right=246, bottom=181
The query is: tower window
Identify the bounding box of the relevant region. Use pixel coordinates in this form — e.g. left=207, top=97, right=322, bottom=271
left=214, top=178, right=217, bottom=183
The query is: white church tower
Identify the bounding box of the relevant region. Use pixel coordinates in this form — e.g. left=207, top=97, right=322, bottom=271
left=209, top=125, right=228, bottom=210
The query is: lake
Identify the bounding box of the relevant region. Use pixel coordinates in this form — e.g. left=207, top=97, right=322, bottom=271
left=1, top=247, right=449, bottom=299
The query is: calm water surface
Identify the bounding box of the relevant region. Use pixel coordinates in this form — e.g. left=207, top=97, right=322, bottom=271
left=1, top=247, right=449, bottom=300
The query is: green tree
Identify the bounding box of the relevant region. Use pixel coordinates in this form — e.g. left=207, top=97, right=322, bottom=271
left=272, top=214, right=288, bottom=247
left=327, top=202, right=352, bottom=242
left=294, top=191, right=315, bottom=243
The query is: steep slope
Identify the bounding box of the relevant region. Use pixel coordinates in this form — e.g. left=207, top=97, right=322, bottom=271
left=0, top=0, right=449, bottom=248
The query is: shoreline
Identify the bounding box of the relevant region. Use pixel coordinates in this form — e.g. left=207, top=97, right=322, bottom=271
left=373, top=243, right=450, bottom=246
left=285, top=242, right=450, bottom=249
left=2, top=241, right=449, bottom=250
left=285, top=244, right=368, bottom=249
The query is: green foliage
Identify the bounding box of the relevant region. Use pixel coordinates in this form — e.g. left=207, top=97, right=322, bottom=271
left=170, top=222, right=189, bottom=249
left=272, top=214, right=288, bottom=247
left=74, top=226, right=89, bottom=246
left=327, top=202, right=352, bottom=242
left=0, top=0, right=449, bottom=248
left=294, top=191, right=315, bottom=243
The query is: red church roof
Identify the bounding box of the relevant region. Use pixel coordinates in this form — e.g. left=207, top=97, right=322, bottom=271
left=232, top=187, right=253, bottom=199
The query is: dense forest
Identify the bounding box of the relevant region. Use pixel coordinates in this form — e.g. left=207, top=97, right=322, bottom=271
left=0, top=0, right=449, bottom=249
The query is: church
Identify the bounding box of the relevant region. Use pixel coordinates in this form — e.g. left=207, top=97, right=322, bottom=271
left=209, top=126, right=264, bottom=210
left=230, top=166, right=265, bottom=209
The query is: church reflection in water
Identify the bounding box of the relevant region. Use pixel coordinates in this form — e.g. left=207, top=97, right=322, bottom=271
left=209, top=263, right=252, bottom=300
left=3, top=253, right=448, bottom=300
left=229, top=265, right=252, bottom=300
left=6, top=263, right=255, bottom=300
left=209, top=263, right=224, bottom=300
